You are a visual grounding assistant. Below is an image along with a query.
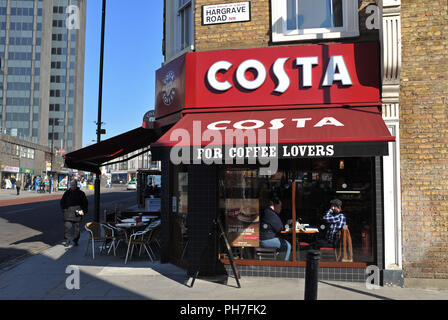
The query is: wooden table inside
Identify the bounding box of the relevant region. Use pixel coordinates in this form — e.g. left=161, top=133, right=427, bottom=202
left=281, top=228, right=319, bottom=234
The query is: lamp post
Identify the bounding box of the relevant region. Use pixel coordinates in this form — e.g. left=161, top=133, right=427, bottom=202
left=50, top=118, right=61, bottom=193
left=94, top=0, right=107, bottom=222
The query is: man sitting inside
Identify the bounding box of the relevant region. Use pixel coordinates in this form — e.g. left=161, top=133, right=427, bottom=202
left=319, top=198, right=347, bottom=248
left=259, top=198, right=291, bottom=261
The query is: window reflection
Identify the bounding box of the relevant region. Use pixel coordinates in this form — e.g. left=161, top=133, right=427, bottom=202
left=286, top=0, right=343, bottom=30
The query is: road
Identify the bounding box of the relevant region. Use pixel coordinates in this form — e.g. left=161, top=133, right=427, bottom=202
left=0, top=190, right=137, bottom=267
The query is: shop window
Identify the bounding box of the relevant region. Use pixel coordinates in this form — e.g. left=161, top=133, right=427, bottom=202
left=218, top=158, right=376, bottom=267
left=271, top=0, right=359, bottom=42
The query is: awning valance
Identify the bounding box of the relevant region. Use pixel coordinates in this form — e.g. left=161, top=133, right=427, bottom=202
left=151, top=106, right=395, bottom=161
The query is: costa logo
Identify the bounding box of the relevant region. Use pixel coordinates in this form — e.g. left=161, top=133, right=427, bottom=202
left=206, top=56, right=353, bottom=93
left=206, top=117, right=344, bottom=131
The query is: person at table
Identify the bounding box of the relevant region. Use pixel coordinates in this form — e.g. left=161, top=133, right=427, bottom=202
left=318, top=199, right=347, bottom=248
left=260, top=197, right=291, bottom=261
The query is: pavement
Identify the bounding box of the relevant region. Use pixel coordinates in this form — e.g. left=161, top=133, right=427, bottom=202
left=1, top=187, right=448, bottom=302
left=1, top=229, right=448, bottom=301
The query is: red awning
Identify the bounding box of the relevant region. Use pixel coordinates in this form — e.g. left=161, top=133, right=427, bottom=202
left=151, top=106, right=395, bottom=148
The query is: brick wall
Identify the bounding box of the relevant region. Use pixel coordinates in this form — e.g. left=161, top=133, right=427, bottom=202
left=195, top=0, right=270, bottom=52
left=400, top=0, right=448, bottom=279
left=194, top=1, right=379, bottom=52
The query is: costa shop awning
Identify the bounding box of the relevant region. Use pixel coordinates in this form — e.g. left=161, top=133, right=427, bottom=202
left=150, top=106, right=395, bottom=161
left=65, top=127, right=158, bottom=174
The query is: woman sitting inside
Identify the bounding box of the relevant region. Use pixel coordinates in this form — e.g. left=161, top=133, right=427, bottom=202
left=259, top=197, right=291, bottom=261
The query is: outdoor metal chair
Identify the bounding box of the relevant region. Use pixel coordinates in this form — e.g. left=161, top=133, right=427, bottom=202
left=84, top=222, right=115, bottom=259
left=124, top=220, right=161, bottom=264
left=105, top=223, right=128, bottom=250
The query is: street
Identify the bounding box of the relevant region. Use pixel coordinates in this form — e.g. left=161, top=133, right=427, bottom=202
left=0, top=189, right=137, bottom=267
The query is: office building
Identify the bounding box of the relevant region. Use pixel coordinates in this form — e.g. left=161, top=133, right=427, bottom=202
left=0, top=0, right=86, bottom=182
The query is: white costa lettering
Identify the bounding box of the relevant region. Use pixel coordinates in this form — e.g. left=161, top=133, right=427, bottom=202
left=269, top=118, right=286, bottom=130
left=322, top=56, right=353, bottom=86
left=207, top=60, right=233, bottom=91
left=206, top=55, right=353, bottom=93
left=235, top=59, right=267, bottom=90
left=296, top=57, right=319, bottom=87
left=207, top=120, right=231, bottom=130
left=273, top=58, right=290, bottom=93
left=292, top=118, right=312, bottom=128
left=314, top=117, right=345, bottom=127
left=233, top=120, right=264, bottom=130
left=207, top=117, right=345, bottom=131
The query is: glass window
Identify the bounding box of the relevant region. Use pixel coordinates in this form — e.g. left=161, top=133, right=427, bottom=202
left=178, top=0, right=193, bottom=51
left=272, top=0, right=359, bottom=42
left=218, top=158, right=376, bottom=266
left=287, top=0, right=343, bottom=30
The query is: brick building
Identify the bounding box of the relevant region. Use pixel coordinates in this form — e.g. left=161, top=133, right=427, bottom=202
left=62, top=0, right=446, bottom=288
left=150, top=0, right=417, bottom=286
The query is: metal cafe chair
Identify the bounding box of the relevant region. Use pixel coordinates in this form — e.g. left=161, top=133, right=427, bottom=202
left=84, top=222, right=114, bottom=259
left=106, top=223, right=128, bottom=250
left=124, top=220, right=160, bottom=264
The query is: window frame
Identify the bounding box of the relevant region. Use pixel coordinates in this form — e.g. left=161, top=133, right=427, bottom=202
left=271, top=0, right=359, bottom=42
left=177, top=0, right=193, bottom=52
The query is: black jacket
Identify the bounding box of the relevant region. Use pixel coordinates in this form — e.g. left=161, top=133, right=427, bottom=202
left=60, top=188, right=88, bottom=222
left=260, top=207, right=284, bottom=240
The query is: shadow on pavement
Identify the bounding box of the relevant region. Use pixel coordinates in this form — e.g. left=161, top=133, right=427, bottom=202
left=318, top=280, right=394, bottom=300
left=0, top=244, right=151, bottom=300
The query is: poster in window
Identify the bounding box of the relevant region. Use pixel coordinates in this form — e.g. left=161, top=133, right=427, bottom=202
left=225, top=198, right=259, bottom=247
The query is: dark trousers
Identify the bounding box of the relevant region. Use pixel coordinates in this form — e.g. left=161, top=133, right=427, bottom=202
left=16, top=187, right=20, bottom=195
left=64, top=221, right=81, bottom=243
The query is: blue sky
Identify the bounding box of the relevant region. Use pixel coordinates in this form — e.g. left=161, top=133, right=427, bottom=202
left=82, top=1, right=164, bottom=147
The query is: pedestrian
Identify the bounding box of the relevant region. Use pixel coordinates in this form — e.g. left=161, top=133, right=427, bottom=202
left=35, top=177, right=40, bottom=193
left=15, top=179, right=22, bottom=195
left=5, top=178, right=12, bottom=189
left=10, top=176, right=16, bottom=190
left=27, top=176, right=32, bottom=191
left=60, top=179, right=88, bottom=247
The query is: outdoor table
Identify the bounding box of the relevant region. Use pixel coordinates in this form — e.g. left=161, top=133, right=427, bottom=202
left=115, top=222, right=148, bottom=232
left=131, top=215, right=159, bottom=222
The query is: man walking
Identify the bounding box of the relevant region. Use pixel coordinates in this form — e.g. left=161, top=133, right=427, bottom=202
left=15, top=179, right=22, bottom=195
left=60, top=179, right=88, bottom=247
